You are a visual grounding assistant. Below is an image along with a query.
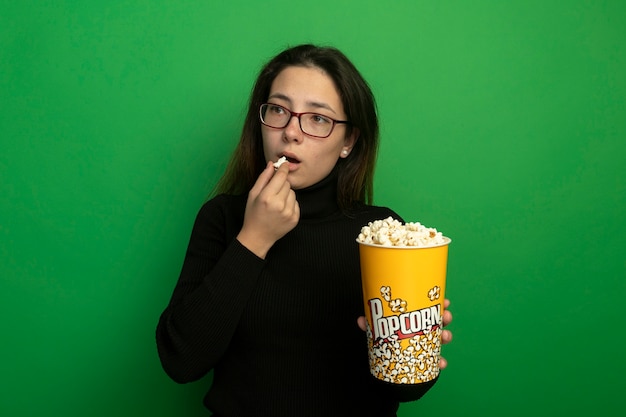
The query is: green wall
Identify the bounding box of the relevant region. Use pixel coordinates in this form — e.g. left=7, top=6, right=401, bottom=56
left=1, top=1, right=624, bottom=416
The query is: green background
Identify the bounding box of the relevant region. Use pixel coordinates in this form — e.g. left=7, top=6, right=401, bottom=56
left=2, top=1, right=625, bottom=416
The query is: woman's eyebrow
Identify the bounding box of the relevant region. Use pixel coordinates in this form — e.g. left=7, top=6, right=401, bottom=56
left=267, top=93, right=337, bottom=114
left=267, top=93, right=292, bottom=103
left=307, top=101, right=336, bottom=114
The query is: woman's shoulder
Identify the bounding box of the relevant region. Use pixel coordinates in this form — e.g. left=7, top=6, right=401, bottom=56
left=195, top=193, right=247, bottom=223
left=200, top=193, right=247, bottom=209
left=347, top=203, right=404, bottom=223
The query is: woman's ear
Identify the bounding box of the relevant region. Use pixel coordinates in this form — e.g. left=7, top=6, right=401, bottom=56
left=341, top=128, right=359, bottom=158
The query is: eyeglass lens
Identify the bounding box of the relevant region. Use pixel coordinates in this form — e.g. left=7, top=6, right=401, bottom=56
left=261, top=104, right=335, bottom=137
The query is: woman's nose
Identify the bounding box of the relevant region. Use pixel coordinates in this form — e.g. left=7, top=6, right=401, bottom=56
left=283, top=115, right=303, bottom=142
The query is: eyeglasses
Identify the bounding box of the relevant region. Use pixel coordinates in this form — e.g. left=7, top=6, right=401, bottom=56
left=259, top=103, right=350, bottom=138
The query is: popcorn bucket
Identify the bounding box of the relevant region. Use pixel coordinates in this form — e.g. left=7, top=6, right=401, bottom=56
left=358, top=238, right=451, bottom=384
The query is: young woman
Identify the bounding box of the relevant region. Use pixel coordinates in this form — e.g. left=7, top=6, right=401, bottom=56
left=156, top=44, right=454, bottom=417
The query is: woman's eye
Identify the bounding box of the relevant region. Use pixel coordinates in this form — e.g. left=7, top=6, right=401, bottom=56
left=311, top=114, right=331, bottom=124
left=268, top=105, right=285, bottom=114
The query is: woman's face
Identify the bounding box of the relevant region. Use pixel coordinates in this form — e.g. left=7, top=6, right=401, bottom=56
left=261, top=66, right=356, bottom=190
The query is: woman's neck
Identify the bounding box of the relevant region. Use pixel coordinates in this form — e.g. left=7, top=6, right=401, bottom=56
left=294, top=169, right=340, bottom=219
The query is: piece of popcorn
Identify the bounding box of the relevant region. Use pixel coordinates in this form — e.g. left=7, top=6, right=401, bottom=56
left=357, top=216, right=445, bottom=247
left=273, top=156, right=287, bottom=170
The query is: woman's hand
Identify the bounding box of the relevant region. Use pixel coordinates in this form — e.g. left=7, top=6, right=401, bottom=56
left=237, top=162, right=300, bottom=258
left=357, top=298, right=454, bottom=369
left=439, top=298, right=453, bottom=369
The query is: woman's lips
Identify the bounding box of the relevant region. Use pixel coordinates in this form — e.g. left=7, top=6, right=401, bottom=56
left=280, top=152, right=300, bottom=164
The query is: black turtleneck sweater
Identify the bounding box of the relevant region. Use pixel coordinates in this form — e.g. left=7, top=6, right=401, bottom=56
left=156, top=172, right=438, bottom=416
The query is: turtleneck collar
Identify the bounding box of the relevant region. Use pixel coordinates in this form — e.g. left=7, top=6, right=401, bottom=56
left=294, top=167, right=340, bottom=219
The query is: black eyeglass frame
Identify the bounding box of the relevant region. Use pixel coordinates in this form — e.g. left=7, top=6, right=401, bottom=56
left=259, top=103, right=350, bottom=139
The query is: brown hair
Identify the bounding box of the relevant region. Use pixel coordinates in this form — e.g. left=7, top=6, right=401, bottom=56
left=212, top=44, right=379, bottom=209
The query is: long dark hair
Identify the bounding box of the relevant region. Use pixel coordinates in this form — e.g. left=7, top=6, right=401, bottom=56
left=212, top=44, right=379, bottom=209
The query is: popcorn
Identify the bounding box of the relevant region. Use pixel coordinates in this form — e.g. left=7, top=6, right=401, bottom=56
left=357, top=216, right=445, bottom=247
left=428, top=286, right=441, bottom=301
left=273, top=156, right=287, bottom=170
